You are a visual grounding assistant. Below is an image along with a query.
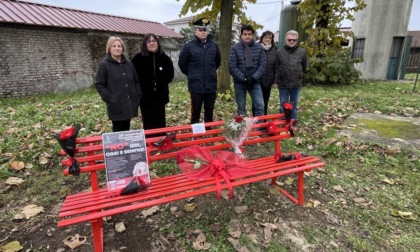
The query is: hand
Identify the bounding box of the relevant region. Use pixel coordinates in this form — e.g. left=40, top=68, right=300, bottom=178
left=244, top=77, right=253, bottom=87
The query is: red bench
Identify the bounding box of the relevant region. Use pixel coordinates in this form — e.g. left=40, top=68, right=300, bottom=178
left=57, top=113, right=325, bottom=252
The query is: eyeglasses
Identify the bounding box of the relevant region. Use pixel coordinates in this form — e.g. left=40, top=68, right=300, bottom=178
left=146, top=40, right=157, bottom=44
left=197, top=27, right=208, bottom=32
left=287, top=39, right=297, bottom=42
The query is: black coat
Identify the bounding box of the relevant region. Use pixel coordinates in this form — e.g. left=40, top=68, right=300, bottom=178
left=178, top=36, right=221, bottom=93
left=95, top=55, right=141, bottom=121
left=276, top=45, right=308, bottom=88
left=261, top=44, right=278, bottom=88
left=131, top=51, right=174, bottom=106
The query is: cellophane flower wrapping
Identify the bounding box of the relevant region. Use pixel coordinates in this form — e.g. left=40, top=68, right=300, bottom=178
left=224, top=116, right=258, bottom=157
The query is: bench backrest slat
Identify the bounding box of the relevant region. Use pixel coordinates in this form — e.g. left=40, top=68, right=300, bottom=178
left=60, top=114, right=291, bottom=191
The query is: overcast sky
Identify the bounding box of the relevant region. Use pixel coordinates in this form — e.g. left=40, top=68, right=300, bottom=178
left=25, top=0, right=420, bottom=34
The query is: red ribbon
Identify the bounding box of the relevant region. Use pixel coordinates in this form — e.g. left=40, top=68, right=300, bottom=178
left=177, top=146, right=255, bottom=199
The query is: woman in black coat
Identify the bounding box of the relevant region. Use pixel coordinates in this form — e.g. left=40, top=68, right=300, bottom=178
left=252, top=30, right=278, bottom=116
left=131, top=33, right=174, bottom=135
left=95, top=36, right=142, bottom=132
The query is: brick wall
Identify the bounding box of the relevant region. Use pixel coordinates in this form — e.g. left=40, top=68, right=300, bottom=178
left=0, top=24, right=180, bottom=98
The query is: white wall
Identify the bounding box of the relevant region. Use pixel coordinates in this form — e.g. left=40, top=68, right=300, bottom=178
left=351, top=0, right=413, bottom=79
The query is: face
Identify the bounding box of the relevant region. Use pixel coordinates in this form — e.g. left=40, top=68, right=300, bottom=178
left=285, top=34, right=298, bottom=47
left=110, top=41, right=123, bottom=58
left=241, top=30, right=254, bottom=43
left=262, top=34, right=273, bottom=45
left=194, top=26, right=208, bottom=41
left=146, top=36, right=158, bottom=52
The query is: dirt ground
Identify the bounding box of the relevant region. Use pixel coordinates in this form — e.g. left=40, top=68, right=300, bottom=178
left=0, top=180, right=339, bottom=252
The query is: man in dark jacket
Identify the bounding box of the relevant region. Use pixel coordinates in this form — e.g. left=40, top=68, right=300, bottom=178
left=229, top=24, right=266, bottom=117
left=178, top=18, right=221, bottom=124
left=276, top=30, right=308, bottom=125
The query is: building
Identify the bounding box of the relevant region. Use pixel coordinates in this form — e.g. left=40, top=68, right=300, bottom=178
left=0, top=0, right=182, bottom=98
left=406, top=30, right=420, bottom=73
left=351, top=0, right=413, bottom=80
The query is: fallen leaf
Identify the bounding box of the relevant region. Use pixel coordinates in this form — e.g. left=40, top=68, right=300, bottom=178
left=381, top=178, right=395, bottom=185
left=390, top=210, right=417, bottom=220
left=0, top=183, right=12, bottom=194
left=115, top=222, right=126, bottom=233
left=24, top=163, right=34, bottom=169
left=285, top=177, right=294, bottom=185
left=333, top=185, right=345, bottom=192
left=353, top=197, right=368, bottom=204
left=9, top=161, right=25, bottom=171
left=6, top=177, right=25, bottom=185
left=183, top=203, right=197, bottom=212
left=192, top=233, right=210, bottom=250
left=13, top=204, right=44, bottom=219
left=39, top=157, right=49, bottom=165
left=234, top=206, right=248, bottom=214
left=0, top=240, right=23, bottom=252
left=141, top=206, right=159, bottom=217
left=269, top=187, right=281, bottom=195
left=306, top=199, right=321, bottom=208
left=229, top=230, right=242, bottom=238
left=63, top=234, right=87, bottom=250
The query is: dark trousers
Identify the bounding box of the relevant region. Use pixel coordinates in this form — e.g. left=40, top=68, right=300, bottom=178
left=140, top=104, right=166, bottom=138
left=252, top=85, right=272, bottom=116
left=112, top=119, right=131, bottom=132
left=190, top=92, right=217, bottom=124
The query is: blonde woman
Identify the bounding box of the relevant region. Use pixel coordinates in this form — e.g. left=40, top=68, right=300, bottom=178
left=95, top=36, right=142, bottom=132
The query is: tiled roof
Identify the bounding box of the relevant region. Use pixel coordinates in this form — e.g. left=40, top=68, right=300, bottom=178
left=407, top=30, right=420, bottom=48
left=0, top=0, right=182, bottom=38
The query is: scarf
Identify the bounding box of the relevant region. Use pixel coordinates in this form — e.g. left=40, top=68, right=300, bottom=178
left=261, top=43, right=272, bottom=51
left=241, top=39, right=254, bottom=69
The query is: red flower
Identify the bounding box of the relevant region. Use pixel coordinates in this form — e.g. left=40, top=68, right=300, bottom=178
left=59, top=127, right=75, bottom=140
left=160, top=137, right=173, bottom=151
left=267, top=122, right=277, bottom=134
left=234, top=116, right=243, bottom=123
left=283, top=102, right=293, bottom=110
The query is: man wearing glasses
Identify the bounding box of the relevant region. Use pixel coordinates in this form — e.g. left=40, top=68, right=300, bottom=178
left=275, top=30, right=308, bottom=128
left=178, top=18, right=221, bottom=124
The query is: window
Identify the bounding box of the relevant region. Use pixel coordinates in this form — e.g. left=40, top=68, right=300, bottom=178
left=352, top=38, right=365, bottom=58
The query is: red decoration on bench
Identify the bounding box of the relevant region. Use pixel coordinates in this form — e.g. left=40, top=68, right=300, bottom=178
left=153, top=133, right=176, bottom=151
left=282, top=102, right=295, bottom=137
left=177, top=146, right=256, bottom=199
left=55, top=124, right=81, bottom=175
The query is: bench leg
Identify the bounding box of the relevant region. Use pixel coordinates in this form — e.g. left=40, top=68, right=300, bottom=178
left=297, top=171, right=304, bottom=205
left=91, top=218, right=104, bottom=252
left=271, top=171, right=305, bottom=205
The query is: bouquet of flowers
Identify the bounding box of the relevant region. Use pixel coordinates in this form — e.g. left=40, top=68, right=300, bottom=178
left=55, top=124, right=81, bottom=176
left=224, top=116, right=257, bottom=156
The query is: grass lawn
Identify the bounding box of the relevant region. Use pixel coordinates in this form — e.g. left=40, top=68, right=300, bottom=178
left=0, top=81, right=419, bottom=251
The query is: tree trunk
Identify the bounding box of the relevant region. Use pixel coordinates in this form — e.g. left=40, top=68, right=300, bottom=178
left=217, top=0, right=234, bottom=94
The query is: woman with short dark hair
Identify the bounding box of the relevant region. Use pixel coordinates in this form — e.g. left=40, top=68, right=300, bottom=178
left=252, top=30, right=278, bottom=116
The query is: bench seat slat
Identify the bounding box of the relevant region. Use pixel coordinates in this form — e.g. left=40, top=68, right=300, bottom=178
left=58, top=160, right=323, bottom=227
left=59, top=156, right=323, bottom=217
